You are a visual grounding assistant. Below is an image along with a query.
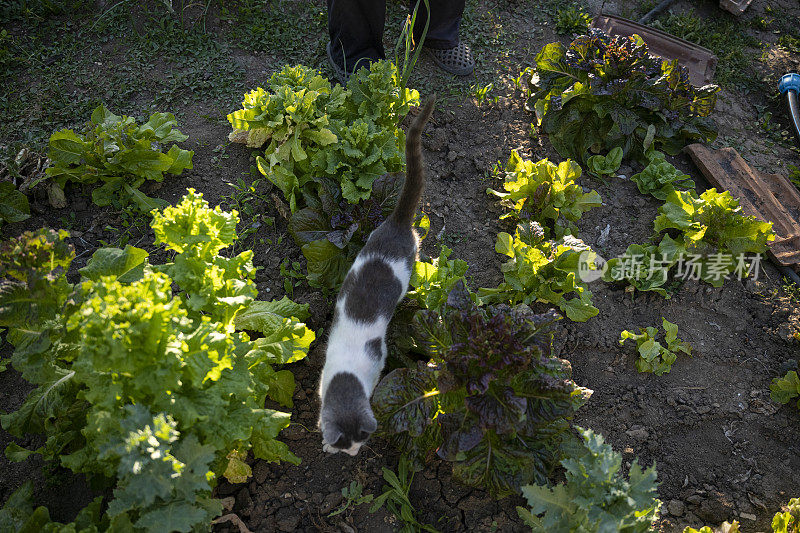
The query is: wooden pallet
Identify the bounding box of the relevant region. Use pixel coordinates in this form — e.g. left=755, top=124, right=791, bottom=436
left=685, top=143, right=800, bottom=270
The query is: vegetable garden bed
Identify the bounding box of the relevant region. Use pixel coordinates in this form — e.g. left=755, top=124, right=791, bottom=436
left=1, top=0, right=799, bottom=532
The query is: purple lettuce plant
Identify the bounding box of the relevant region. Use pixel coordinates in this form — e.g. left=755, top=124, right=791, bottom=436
left=373, top=282, right=591, bottom=496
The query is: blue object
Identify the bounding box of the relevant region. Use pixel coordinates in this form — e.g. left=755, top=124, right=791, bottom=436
left=779, top=72, right=800, bottom=94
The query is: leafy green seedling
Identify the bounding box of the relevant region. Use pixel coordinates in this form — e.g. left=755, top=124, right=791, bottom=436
left=619, top=318, right=691, bottom=375
left=586, top=147, right=623, bottom=178
left=328, top=480, right=374, bottom=518
left=369, top=455, right=439, bottom=533
left=770, top=371, right=800, bottom=410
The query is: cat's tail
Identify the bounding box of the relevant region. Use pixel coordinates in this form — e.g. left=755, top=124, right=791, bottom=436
left=390, top=95, right=436, bottom=227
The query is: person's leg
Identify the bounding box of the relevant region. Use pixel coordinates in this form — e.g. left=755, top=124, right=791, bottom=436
left=408, top=0, right=473, bottom=75
left=327, top=0, right=387, bottom=73
left=409, top=0, right=465, bottom=49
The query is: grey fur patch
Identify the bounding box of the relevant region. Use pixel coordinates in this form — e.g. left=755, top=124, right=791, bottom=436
left=365, top=337, right=383, bottom=361
left=361, top=219, right=417, bottom=266
left=321, top=372, right=377, bottom=450
left=341, top=258, right=403, bottom=322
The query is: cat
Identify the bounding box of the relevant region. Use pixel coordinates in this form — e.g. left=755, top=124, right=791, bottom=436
left=318, top=96, right=435, bottom=456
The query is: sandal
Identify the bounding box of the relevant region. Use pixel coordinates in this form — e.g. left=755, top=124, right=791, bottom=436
left=425, top=41, right=475, bottom=76
left=326, top=41, right=351, bottom=85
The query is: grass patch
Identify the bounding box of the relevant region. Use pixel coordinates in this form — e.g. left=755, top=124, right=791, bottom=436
left=650, top=9, right=762, bottom=90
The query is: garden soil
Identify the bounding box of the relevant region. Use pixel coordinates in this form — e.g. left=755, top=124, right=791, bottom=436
left=2, top=0, right=800, bottom=532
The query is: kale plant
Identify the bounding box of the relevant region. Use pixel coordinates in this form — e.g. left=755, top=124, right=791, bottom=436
left=45, top=105, right=193, bottom=212
left=517, top=427, right=661, bottom=532
left=373, top=282, right=591, bottom=496
left=0, top=191, right=315, bottom=532
left=525, top=29, right=719, bottom=164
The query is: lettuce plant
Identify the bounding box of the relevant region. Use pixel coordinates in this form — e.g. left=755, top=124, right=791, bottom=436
left=288, top=173, right=404, bottom=288
left=229, top=61, right=420, bottom=288
left=601, top=234, right=684, bottom=297
left=406, top=244, right=469, bottom=312
left=0, top=228, right=74, bottom=348
left=373, top=282, right=591, bottom=496
left=314, top=118, right=403, bottom=203
left=229, top=65, right=345, bottom=211
left=770, top=371, right=800, bottom=410
left=0, top=190, right=314, bottom=532
left=771, top=497, right=800, bottom=533
left=480, top=221, right=599, bottom=322
left=488, top=151, right=601, bottom=238
left=619, top=317, right=691, bottom=375
left=654, top=188, right=775, bottom=286
left=0, top=181, right=29, bottom=227
left=630, top=151, right=695, bottom=200
left=229, top=61, right=418, bottom=211
left=517, top=427, right=661, bottom=532
left=526, top=29, right=719, bottom=164
left=45, top=105, right=193, bottom=212
left=586, top=147, right=623, bottom=177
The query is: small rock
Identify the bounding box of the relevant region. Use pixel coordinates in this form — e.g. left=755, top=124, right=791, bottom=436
left=697, top=406, right=712, bottom=414
left=740, top=512, right=757, bottom=521
left=625, top=428, right=649, bottom=441
left=668, top=499, right=686, bottom=517
left=447, top=150, right=458, bottom=162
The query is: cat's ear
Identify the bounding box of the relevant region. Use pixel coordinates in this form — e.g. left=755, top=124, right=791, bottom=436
left=361, top=411, right=377, bottom=434
left=321, top=421, right=343, bottom=447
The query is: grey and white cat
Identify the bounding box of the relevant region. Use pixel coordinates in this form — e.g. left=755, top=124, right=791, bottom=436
left=318, top=96, right=435, bottom=456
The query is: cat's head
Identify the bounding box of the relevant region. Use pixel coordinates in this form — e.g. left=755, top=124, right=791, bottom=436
left=319, top=372, right=377, bottom=456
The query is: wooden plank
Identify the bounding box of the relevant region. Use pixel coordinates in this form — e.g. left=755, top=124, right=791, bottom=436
left=685, top=143, right=800, bottom=270
left=591, top=15, right=718, bottom=86
left=720, top=0, right=754, bottom=15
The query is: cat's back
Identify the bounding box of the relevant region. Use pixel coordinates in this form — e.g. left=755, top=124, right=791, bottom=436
left=335, top=219, right=417, bottom=323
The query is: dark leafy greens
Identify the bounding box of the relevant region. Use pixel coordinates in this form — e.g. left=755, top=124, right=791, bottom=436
left=373, top=282, right=591, bottom=496
left=526, top=29, right=719, bottom=164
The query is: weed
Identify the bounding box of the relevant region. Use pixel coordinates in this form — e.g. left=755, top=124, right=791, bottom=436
left=470, top=82, right=495, bottom=106
left=650, top=10, right=761, bottom=90
left=328, top=481, right=373, bottom=518
left=280, top=258, right=305, bottom=298
left=369, top=456, right=439, bottom=533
